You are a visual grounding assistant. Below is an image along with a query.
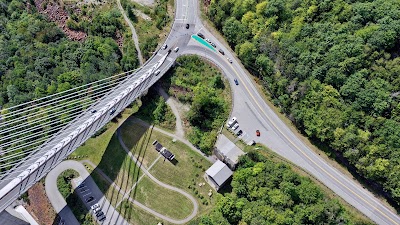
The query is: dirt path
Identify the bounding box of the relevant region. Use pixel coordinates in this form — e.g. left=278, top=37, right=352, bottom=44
left=157, top=87, right=185, bottom=138
left=116, top=0, right=144, bottom=65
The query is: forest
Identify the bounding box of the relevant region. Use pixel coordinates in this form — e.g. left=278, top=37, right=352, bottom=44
left=0, top=0, right=138, bottom=108
left=207, top=0, right=400, bottom=207
left=0, top=0, right=138, bottom=170
left=190, top=151, right=371, bottom=225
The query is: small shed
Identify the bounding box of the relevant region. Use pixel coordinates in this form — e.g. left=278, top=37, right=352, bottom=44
left=205, top=160, right=233, bottom=191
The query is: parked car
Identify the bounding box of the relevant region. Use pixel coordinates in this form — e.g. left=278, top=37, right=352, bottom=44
left=211, top=42, right=216, bottom=48
left=186, top=24, right=190, bottom=29
left=174, top=47, right=179, bottom=52
left=234, top=79, right=239, bottom=85
left=98, top=216, right=106, bottom=222
left=86, top=196, right=94, bottom=203
left=96, top=211, right=104, bottom=217
left=205, top=38, right=211, bottom=43
left=197, top=33, right=205, bottom=39
left=236, top=130, right=243, bottom=136
left=232, top=123, right=239, bottom=130
left=78, top=183, right=85, bottom=188
left=161, top=44, right=168, bottom=50
left=218, top=49, right=225, bottom=55
left=90, top=203, right=100, bottom=211
left=226, top=117, right=238, bottom=128
left=256, top=130, right=260, bottom=136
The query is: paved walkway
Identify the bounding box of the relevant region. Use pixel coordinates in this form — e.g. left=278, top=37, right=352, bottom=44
left=117, top=0, right=144, bottom=65
left=45, top=160, right=129, bottom=225
left=157, top=86, right=185, bottom=138
left=131, top=117, right=216, bottom=162
left=116, top=128, right=199, bottom=224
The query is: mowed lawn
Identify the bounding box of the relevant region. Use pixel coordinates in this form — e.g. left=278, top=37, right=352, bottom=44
left=132, top=176, right=194, bottom=220
left=119, top=118, right=160, bottom=168
left=120, top=116, right=216, bottom=212
left=118, top=200, right=173, bottom=225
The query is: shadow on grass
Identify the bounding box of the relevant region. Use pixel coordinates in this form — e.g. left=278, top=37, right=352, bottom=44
left=52, top=113, right=157, bottom=224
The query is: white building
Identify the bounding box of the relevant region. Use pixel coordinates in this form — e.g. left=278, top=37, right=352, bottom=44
left=205, top=160, right=233, bottom=191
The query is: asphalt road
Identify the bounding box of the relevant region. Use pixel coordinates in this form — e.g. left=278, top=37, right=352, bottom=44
left=45, top=160, right=130, bottom=225
left=2, top=0, right=400, bottom=224
left=178, top=9, right=400, bottom=224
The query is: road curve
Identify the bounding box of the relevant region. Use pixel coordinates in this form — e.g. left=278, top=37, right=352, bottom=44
left=45, top=160, right=130, bottom=225
left=181, top=20, right=400, bottom=224
left=45, top=162, right=80, bottom=225
left=116, top=127, right=199, bottom=224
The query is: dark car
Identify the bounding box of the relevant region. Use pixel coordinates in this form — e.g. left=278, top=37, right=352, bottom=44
left=167, top=49, right=172, bottom=54
left=91, top=109, right=97, bottom=113
left=96, top=211, right=104, bottom=217
left=186, top=24, right=190, bottom=29
left=218, top=49, right=225, bottom=55
left=197, top=33, right=205, bottom=39
left=256, top=130, right=260, bottom=136
left=109, top=108, right=116, bottom=115
left=86, top=196, right=94, bottom=203
left=99, top=216, right=106, bottom=222
left=234, top=79, right=239, bottom=85
left=236, top=130, right=243, bottom=136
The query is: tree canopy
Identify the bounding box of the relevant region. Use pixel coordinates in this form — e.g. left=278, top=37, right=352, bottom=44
left=208, top=0, right=400, bottom=207
left=190, top=151, right=371, bottom=225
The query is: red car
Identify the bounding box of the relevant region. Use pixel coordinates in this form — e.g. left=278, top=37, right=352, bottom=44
left=256, top=130, right=260, bottom=136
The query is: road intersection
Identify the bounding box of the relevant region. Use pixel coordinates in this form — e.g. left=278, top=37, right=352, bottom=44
left=2, top=0, right=399, bottom=224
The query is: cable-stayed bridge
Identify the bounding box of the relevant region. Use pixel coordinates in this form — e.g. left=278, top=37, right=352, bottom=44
left=0, top=28, right=190, bottom=212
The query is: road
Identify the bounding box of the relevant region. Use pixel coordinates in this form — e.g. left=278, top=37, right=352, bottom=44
left=1, top=0, right=399, bottom=224
left=176, top=7, right=400, bottom=224
left=45, top=160, right=130, bottom=225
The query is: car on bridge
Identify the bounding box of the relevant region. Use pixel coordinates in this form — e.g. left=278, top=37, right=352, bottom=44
left=109, top=108, right=116, bottom=115
left=154, top=69, right=161, bottom=76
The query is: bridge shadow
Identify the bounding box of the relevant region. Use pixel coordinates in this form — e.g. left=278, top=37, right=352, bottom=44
left=51, top=113, right=157, bottom=224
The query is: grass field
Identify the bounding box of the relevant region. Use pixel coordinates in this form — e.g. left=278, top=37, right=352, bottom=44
left=132, top=176, right=194, bottom=220
left=118, top=200, right=173, bottom=225
left=119, top=118, right=160, bottom=168
left=120, top=117, right=216, bottom=212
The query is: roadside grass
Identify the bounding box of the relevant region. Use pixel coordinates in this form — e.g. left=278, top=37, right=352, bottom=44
left=246, top=144, right=373, bottom=224
left=131, top=176, right=194, bottom=220
left=118, top=200, right=173, bottom=225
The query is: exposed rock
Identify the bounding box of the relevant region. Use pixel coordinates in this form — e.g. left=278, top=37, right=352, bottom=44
left=33, top=0, right=87, bottom=42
